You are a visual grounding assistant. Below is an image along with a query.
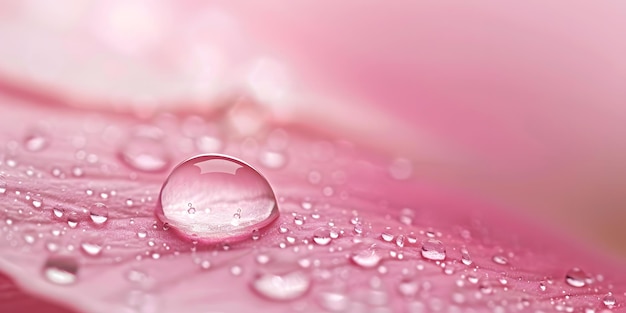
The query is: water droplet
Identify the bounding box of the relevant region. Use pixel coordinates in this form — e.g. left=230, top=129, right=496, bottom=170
left=24, top=130, right=49, bottom=152
left=421, top=239, right=446, bottom=261
left=156, top=155, right=279, bottom=242
left=251, top=271, right=310, bottom=301
left=565, top=268, right=592, bottom=288
left=89, top=203, right=109, bottom=225
left=350, top=244, right=383, bottom=268
left=396, top=235, right=405, bottom=248
left=603, top=293, right=616, bottom=308
left=23, top=230, right=37, bottom=244
left=67, top=211, right=79, bottom=228
left=80, top=241, right=103, bottom=256
left=0, top=176, right=6, bottom=194
left=200, top=260, right=211, bottom=270
left=397, top=278, right=419, bottom=297
left=31, top=198, right=43, bottom=210
left=381, top=229, right=394, bottom=242
left=43, top=256, right=78, bottom=285
left=137, top=228, right=148, bottom=239
left=118, top=135, right=170, bottom=172
left=461, top=248, right=472, bottom=266
left=230, top=265, right=243, bottom=276
left=492, top=255, right=508, bottom=265
left=53, top=207, right=64, bottom=218
left=539, top=282, right=547, bottom=292
left=313, top=227, right=332, bottom=245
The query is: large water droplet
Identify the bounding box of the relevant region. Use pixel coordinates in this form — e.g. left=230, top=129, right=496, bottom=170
left=565, top=268, right=592, bottom=288
left=251, top=271, right=311, bottom=301
left=156, top=154, right=279, bottom=242
left=43, top=256, right=79, bottom=285
left=89, top=203, right=109, bottom=225
left=421, top=239, right=446, bottom=261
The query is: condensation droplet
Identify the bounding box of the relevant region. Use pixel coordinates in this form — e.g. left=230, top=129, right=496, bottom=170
left=89, top=203, right=109, bottom=225
left=565, top=268, right=592, bottom=288
left=421, top=239, right=446, bottom=261
left=43, top=256, right=78, bottom=285
left=350, top=244, right=383, bottom=268
left=156, top=155, right=279, bottom=242
left=118, top=134, right=170, bottom=172
left=24, top=130, right=49, bottom=152
left=251, top=271, right=310, bottom=301
left=80, top=241, right=103, bottom=256
left=313, top=227, right=332, bottom=246
left=603, top=293, right=616, bottom=308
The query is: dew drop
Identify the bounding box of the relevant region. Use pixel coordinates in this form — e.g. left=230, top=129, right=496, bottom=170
left=31, top=194, right=43, bottom=209
left=230, top=265, right=243, bottom=276
left=492, top=255, right=508, bottom=265
left=43, top=256, right=78, bottom=285
left=421, top=239, right=446, bottom=261
left=461, top=248, right=472, bottom=266
left=565, top=268, right=591, bottom=288
left=89, top=203, right=109, bottom=225
left=251, top=271, right=310, bottom=301
left=118, top=135, right=170, bottom=172
left=397, top=278, right=419, bottom=298
left=24, top=130, right=49, bottom=152
left=53, top=207, right=64, bottom=218
left=67, top=211, right=79, bottom=228
left=603, top=293, right=616, bottom=308
left=156, top=154, right=279, bottom=242
left=350, top=244, right=383, bottom=268
left=0, top=177, right=6, bottom=194
left=80, top=241, right=103, bottom=256
left=313, top=227, right=332, bottom=246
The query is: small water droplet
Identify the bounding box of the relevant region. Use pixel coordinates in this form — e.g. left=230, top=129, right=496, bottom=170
left=251, top=271, right=310, bottom=301
left=118, top=134, right=170, bottom=172
left=0, top=176, right=7, bottom=194
left=539, top=282, right=547, bottom=292
left=251, top=229, right=260, bottom=240
left=396, top=235, right=405, bottom=248
left=461, top=248, right=472, bottom=266
left=53, top=207, right=64, bottom=218
left=24, top=130, right=49, bottom=152
left=199, top=260, right=211, bottom=270
left=381, top=229, right=394, bottom=242
left=80, top=241, right=103, bottom=256
left=492, top=255, right=508, bottom=265
left=397, top=278, right=419, bottom=297
left=230, top=265, right=242, bottom=276
left=156, top=155, right=278, bottom=242
left=350, top=244, right=383, bottom=268
left=89, top=203, right=109, bottom=225
left=67, top=211, right=79, bottom=228
left=603, top=293, right=616, bottom=308
left=23, top=230, right=37, bottom=244
left=137, top=228, right=148, bottom=239
left=421, top=239, right=446, bottom=261
left=31, top=194, right=43, bottom=208
left=313, top=227, right=332, bottom=245
left=565, top=268, right=591, bottom=288
left=43, top=256, right=78, bottom=285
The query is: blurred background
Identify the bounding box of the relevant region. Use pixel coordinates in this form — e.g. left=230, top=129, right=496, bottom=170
left=0, top=1, right=625, bottom=259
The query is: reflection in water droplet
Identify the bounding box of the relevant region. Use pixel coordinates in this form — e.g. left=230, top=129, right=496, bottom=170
left=421, top=239, right=446, bottom=261
left=118, top=135, right=170, bottom=172
left=313, top=227, right=332, bottom=245
left=43, top=256, right=78, bottom=285
left=251, top=271, right=310, bottom=301
left=89, top=203, right=109, bottom=225
left=156, top=154, right=279, bottom=242
left=565, top=268, right=591, bottom=288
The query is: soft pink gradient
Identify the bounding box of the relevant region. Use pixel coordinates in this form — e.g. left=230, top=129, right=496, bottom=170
left=0, top=1, right=625, bottom=313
